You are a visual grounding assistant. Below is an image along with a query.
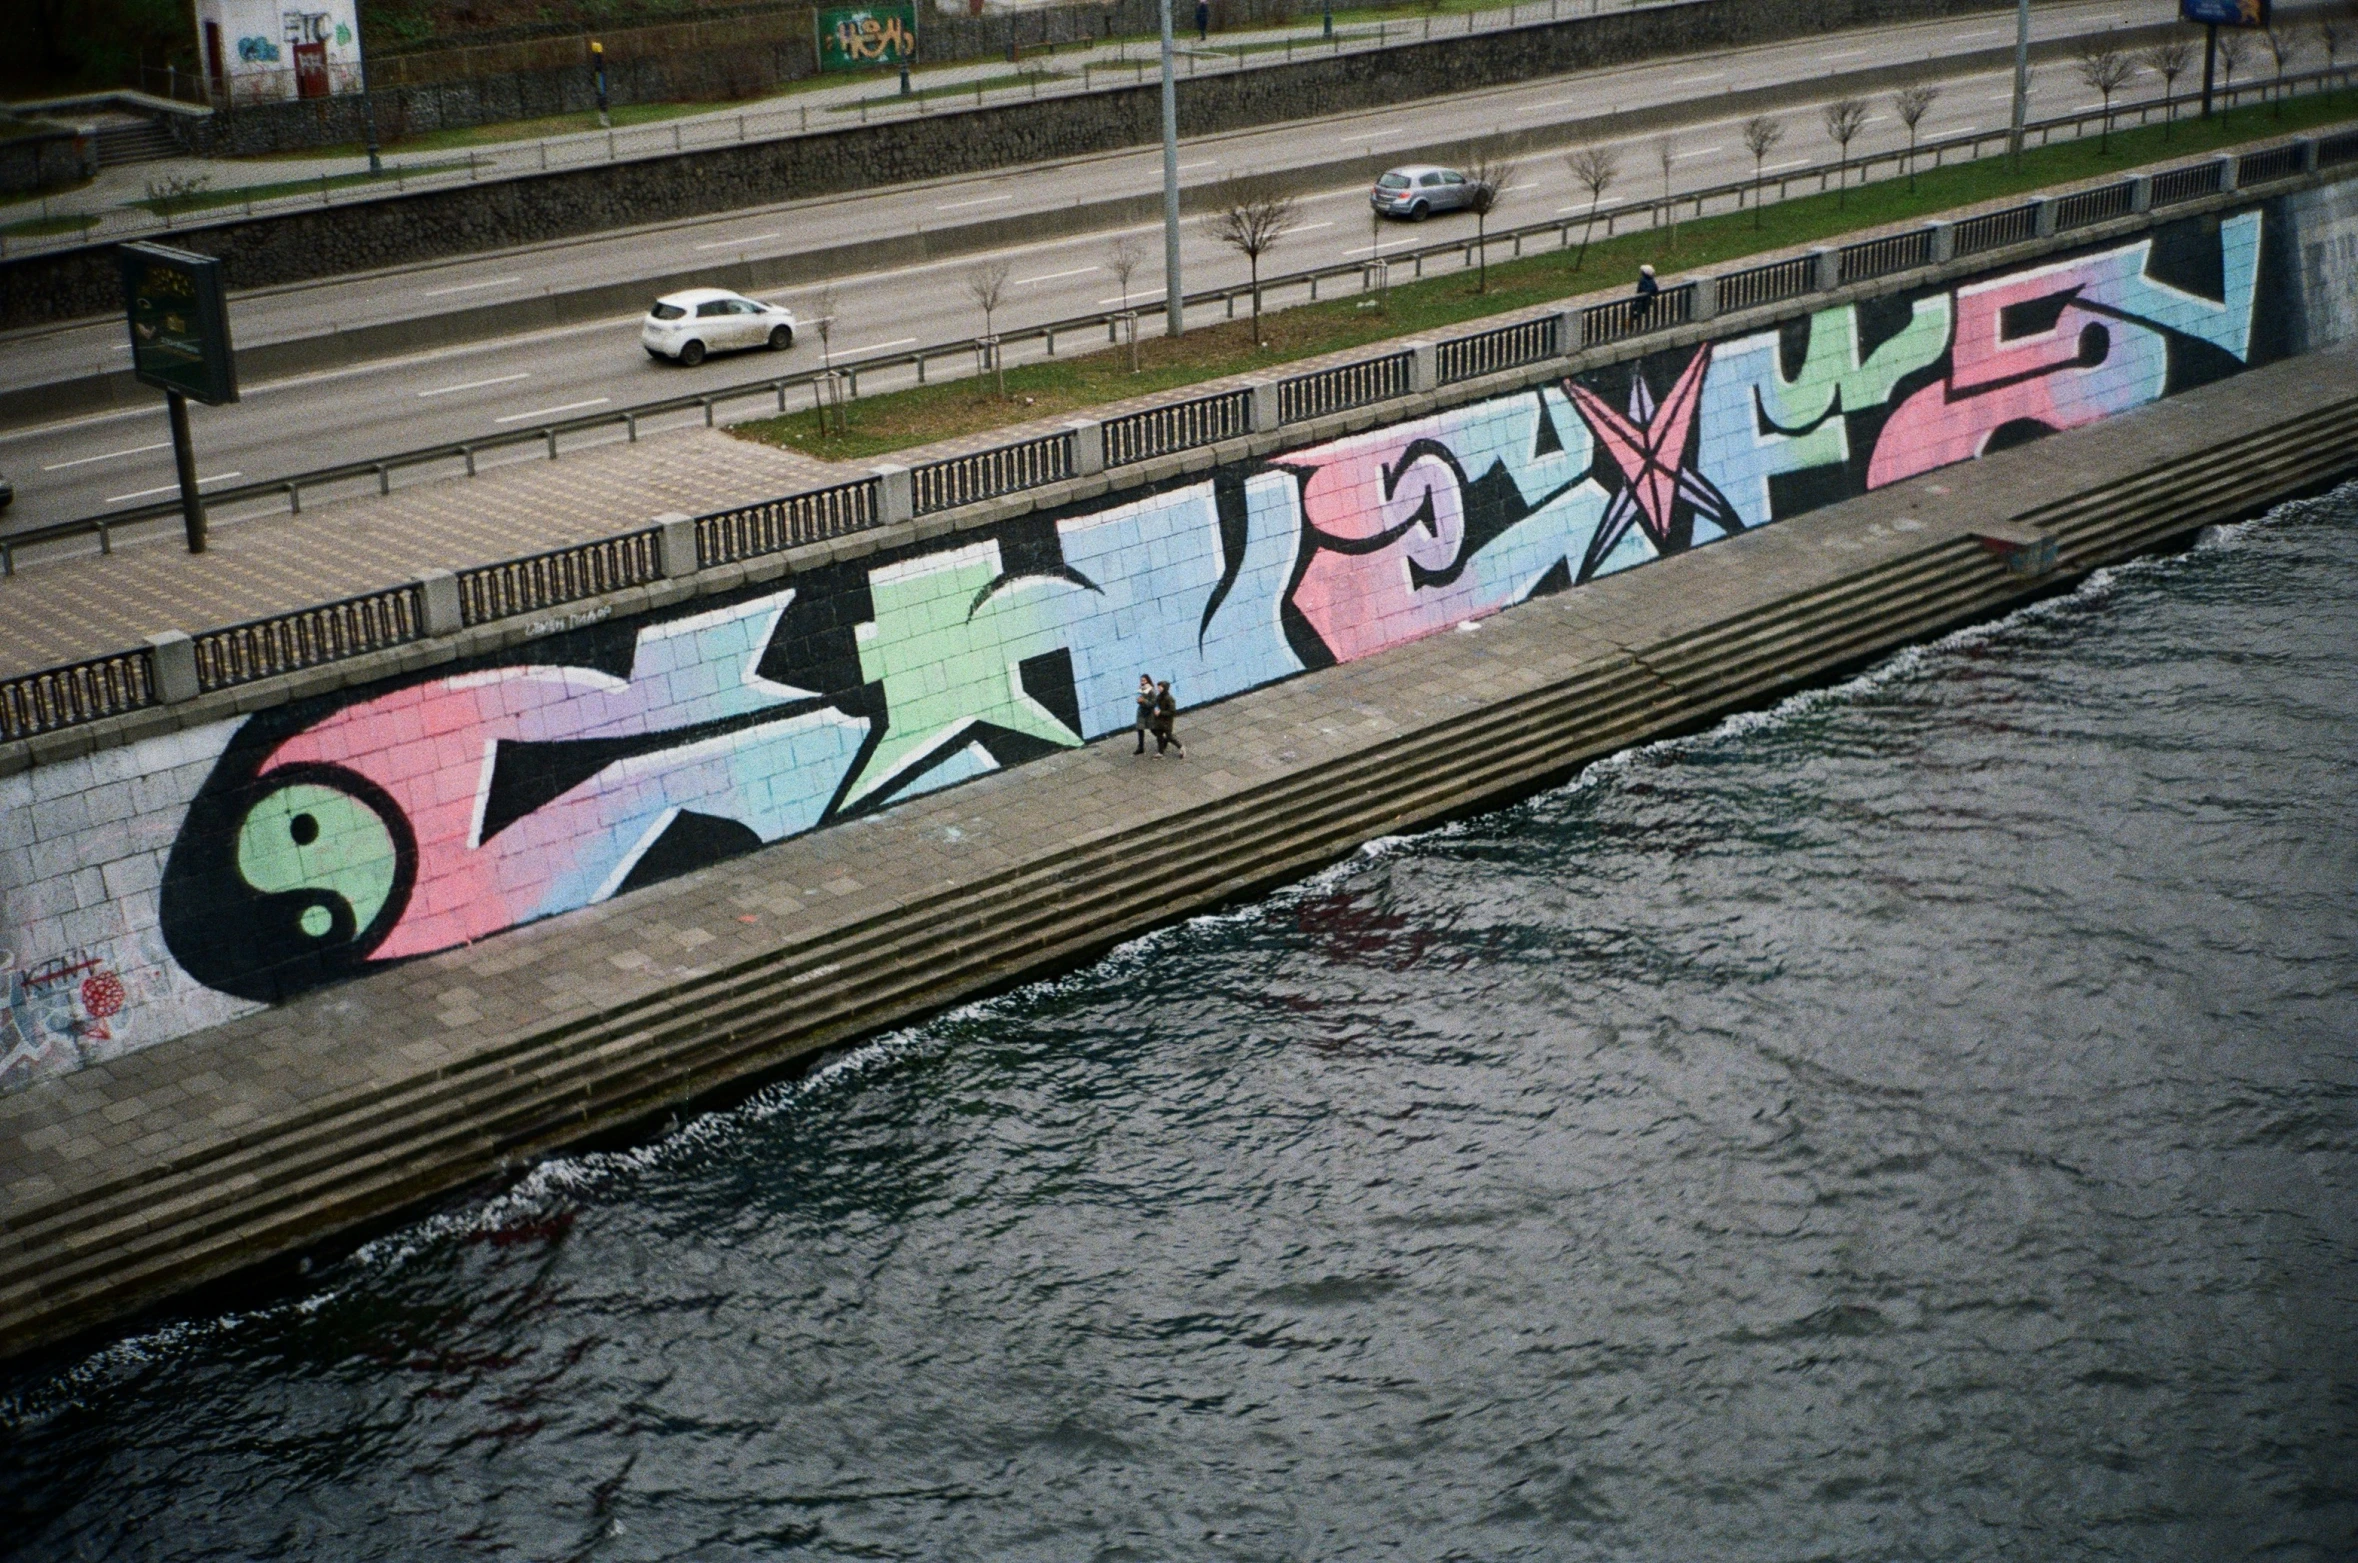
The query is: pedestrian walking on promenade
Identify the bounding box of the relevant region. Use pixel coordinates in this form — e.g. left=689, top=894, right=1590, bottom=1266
left=1195, top=0, right=1210, bottom=41
left=1633, top=263, right=1659, bottom=323
left=1151, top=680, right=1185, bottom=758
left=1133, top=674, right=1157, bottom=755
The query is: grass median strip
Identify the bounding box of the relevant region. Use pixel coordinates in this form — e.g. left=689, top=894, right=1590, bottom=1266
left=729, top=91, right=2356, bottom=463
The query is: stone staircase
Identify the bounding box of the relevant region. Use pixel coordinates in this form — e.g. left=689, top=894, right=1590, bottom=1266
left=3, top=392, right=2355, bottom=1364
left=91, top=118, right=179, bottom=168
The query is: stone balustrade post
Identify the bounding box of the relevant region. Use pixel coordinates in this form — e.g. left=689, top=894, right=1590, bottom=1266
left=416, top=569, right=464, bottom=635
left=653, top=512, right=698, bottom=578
left=873, top=464, right=913, bottom=526
left=1064, top=419, right=1104, bottom=477
left=144, top=632, right=198, bottom=705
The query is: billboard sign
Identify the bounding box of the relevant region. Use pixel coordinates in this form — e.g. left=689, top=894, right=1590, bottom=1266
left=117, top=242, right=239, bottom=405
left=2180, top=0, right=2268, bottom=26
left=816, top=2, right=917, bottom=71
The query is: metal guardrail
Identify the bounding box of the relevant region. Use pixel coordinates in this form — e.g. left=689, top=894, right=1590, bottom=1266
left=1954, top=201, right=2040, bottom=258
left=1715, top=254, right=1818, bottom=316
left=1435, top=315, right=1560, bottom=385
left=2323, top=128, right=2358, bottom=168
left=0, top=648, right=155, bottom=743
left=2150, top=160, right=2225, bottom=206
left=1279, top=352, right=1412, bottom=423
left=1104, top=388, right=1252, bottom=468
left=1582, top=283, right=1695, bottom=348
left=456, top=529, right=663, bottom=626
left=1839, top=228, right=1935, bottom=284
left=6, top=126, right=2351, bottom=746
left=696, top=476, right=879, bottom=567
left=13, top=69, right=2357, bottom=575
left=911, top=431, right=1073, bottom=516
left=193, top=585, right=424, bottom=692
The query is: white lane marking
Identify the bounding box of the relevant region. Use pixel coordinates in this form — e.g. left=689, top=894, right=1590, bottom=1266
left=693, top=231, right=782, bottom=250
left=1521, top=97, right=1580, bottom=111
left=1823, top=48, right=1868, bottom=59
left=1291, top=221, right=1336, bottom=233
left=420, top=275, right=522, bottom=298
left=843, top=337, right=918, bottom=353
left=1096, top=292, right=1168, bottom=305
left=107, top=472, right=239, bottom=504
left=1672, top=71, right=1726, bottom=84
left=1015, top=265, right=1101, bottom=285
left=1178, top=160, right=1219, bottom=170
left=1676, top=145, right=1725, bottom=159
left=1950, top=28, right=2003, bottom=39
left=1761, top=157, right=1812, bottom=172
left=418, top=372, right=532, bottom=398
left=494, top=398, right=611, bottom=423
left=934, top=194, right=1013, bottom=210
left=43, top=441, right=169, bottom=471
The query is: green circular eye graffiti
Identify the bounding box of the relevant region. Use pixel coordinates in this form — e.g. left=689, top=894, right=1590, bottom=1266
left=236, top=783, right=400, bottom=942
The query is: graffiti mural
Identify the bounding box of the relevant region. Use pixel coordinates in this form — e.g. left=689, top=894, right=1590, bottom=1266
left=0, top=950, right=127, bottom=1090
left=0, top=196, right=2323, bottom=1079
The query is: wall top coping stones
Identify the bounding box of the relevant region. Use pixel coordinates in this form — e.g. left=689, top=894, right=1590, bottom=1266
left=1, top=154, right=2345, bottom=779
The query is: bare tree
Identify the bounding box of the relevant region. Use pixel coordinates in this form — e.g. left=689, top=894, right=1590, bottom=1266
left=1566, top=145, right=1618, bottom=270
left=1103, top=233, right=1148, bottom=371
left=2146, top=35, right=2193, bottom=137
left=1463, top=155, right=1516, bottom=292
left=1741, top=114, right=1784, bottom=228
left=2217, top=26, right=2248, bottom=101
left=2263, top=24, right=2302, bottom=115
left=966, top=258, right=1013, bottom=395
left=2318, top=15, right=2345, bottom=77
left=1654, top=136, right=1681, bottom=249
left=1893, top=84, right=1940, bottom=192
left=1202, top=177, right=1302, bottom=346
left=1822, top=97, right=1870, bottom=206
left=2074, top=38, right=2136, bottom=154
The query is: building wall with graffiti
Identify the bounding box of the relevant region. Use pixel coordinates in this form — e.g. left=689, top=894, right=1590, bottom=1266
left=2, top=191, right=2345, bottom=1091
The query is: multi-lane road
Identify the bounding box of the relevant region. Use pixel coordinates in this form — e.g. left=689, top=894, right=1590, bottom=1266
left=1, top=0, right=2166, bottom=534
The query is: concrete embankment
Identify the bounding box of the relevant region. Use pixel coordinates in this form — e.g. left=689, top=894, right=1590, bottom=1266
left=2, top=342, right=2354, bottom=1365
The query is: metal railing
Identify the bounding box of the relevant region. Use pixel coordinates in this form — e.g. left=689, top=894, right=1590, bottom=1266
left=0, top=649, right=155, bottom=743
left=696, top=476, right=879, bottom=567
left=1104, top=388, right=1253, bottom=468
left=2054, top=180, right=2136, bottom=231
left=1435, top=315, right=1560, bottom=385
left=7, top=124, right=2353, bottom=746
left=1839, top=228, right=1935, bottom=284
left=2150, top=159, right=2225, bottom=206
left=456, top=529, right=663, bottom=626
left=1953, top=201, right=2040, bottom=258
left=192, top=585, right=425, bottom=692
left=1582, top=284, right=1695, bottom=348
left=2236, top=142, right=2306, bottom=186
left=2323, top=128, right=2358, bottom=168
left=1279, top=352, right=1413, bottom=423
left=911, top=431, right=1073, bottom=516
left=1715, top=254, right=1818, bottom=316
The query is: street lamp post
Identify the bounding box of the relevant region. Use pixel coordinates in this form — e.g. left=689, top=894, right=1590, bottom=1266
left=1159, top=0, right=1184, bottom=336
left=2007, top=0, right=2030, bottom=163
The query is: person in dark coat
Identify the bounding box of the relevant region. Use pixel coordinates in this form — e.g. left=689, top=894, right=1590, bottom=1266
left=1633, top=263, right=1659, bottom=323
left=1151, top=681, right=1185, bottom=758
left=1195, top=0, right=1210, bottom=40
left=1133, top=674, right=1157, bottom=755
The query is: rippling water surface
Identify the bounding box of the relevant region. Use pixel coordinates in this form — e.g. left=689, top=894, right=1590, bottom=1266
left=7, top=490, right=2358, bottom=1562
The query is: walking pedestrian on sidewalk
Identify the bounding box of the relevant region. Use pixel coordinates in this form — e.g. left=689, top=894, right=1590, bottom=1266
left=1633, top=263, right=1659, bottom=323
left=1151, top=680, right=1185, bottom=758
left=1195, top=0, right=1210, bottom=41
left=1133, top=674, right=1157, bottom=755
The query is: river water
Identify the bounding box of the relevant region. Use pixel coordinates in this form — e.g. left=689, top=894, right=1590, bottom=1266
left=6, top=488, right=2357, bottom=1561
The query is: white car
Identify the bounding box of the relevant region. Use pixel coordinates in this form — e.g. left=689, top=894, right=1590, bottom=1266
left=641, top=288, right=797, bottom=366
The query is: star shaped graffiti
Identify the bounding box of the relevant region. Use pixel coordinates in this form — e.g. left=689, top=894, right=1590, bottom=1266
left=1565, top=347, right=1742, bottom=581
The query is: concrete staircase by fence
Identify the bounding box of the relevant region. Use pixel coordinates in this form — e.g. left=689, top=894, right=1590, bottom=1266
left=2, top=382, right=2355, bottom=1364
left=90, top=120, right=180, bottom=168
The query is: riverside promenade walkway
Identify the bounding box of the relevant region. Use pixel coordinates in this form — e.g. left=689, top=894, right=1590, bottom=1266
left=3, top=344, right=2356, bottom=1364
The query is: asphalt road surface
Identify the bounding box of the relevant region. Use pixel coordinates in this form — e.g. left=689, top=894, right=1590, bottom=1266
left=0, top=0, right=2158, bottom=537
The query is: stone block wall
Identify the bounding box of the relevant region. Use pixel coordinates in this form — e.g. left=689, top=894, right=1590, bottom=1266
left=2, top=191, right=2338, bottom=1092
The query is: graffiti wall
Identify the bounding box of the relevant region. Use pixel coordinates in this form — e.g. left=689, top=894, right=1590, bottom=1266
left=0, top=192, right=2334, bottom=1090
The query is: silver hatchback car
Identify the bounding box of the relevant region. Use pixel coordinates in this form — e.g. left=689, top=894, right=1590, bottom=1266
left=1371, top=164, right=1472, bottom=221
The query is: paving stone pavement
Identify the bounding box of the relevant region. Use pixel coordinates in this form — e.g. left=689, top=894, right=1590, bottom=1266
left=0, top=428, right=852, bottom=678
left=7, top=346, right=2348, bottom=1236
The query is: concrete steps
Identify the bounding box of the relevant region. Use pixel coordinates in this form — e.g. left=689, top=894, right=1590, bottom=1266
left=92, top=120, right=179, bottom=168
left=4, top=398, right=2355, bottom=1360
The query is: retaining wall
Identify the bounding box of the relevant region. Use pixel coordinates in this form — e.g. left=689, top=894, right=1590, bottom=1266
left=4, top=182, right=2353, bottom=1092
left=0, top=0, right=2031, bottom=329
